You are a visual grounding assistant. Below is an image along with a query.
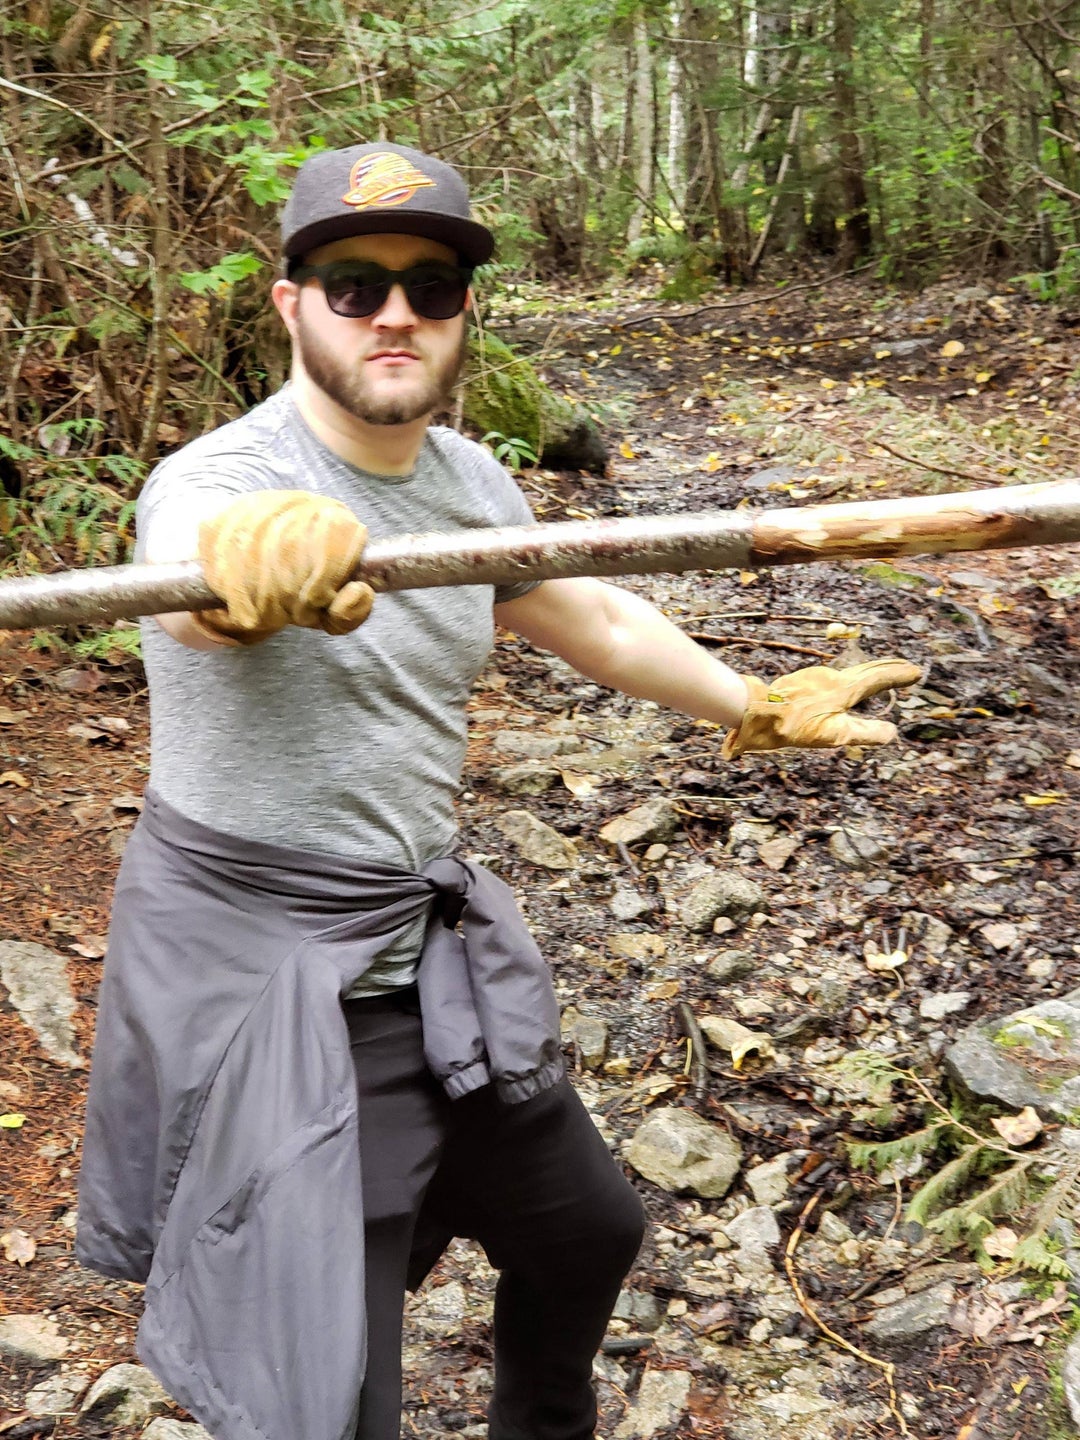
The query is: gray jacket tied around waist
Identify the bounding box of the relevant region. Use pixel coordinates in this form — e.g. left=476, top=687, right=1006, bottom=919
left=76, top=790, right=563, bottom=1440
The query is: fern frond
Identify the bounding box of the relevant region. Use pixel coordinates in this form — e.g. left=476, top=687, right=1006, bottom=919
left=925, top=1159, right=1037, bottom=1245
left=1012, top=1233, right=1074, bottom=1280
left=905, top=1144, right=985, bottom=1226
left=847, top=1121, right=953, bottom=1175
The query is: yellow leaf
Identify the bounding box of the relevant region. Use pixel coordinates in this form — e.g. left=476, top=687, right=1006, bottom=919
left=699, top=1015, right=776, bottom=1070
left=619, top=441, right=636, bottom=460
left=0, top=1113, right=26, bottom=1129
left=609, top=344, right=623, bottom=356
left=975, top=371, right=992, bottom=383
left=0, top=771, right=29, bottom=788
left=941, top=340, right=965, bottom=358
left=1023, top=792, right=1066, bottom=806
left=1012, top=1377, right=1030, bottom=1397
left=739, top=570, right=760, bottom=586
left=874, top=349, right=891, bottom=360
left=820, top=378, right=837, bottom=390
left=560, top=771, right=596, bottom=798
left=703, top=453, right=722, bottom=473
left=89, top=23, right=114, bottom=63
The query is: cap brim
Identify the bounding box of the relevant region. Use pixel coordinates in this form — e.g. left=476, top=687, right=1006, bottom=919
left=284, top=211, right=494, bottom=268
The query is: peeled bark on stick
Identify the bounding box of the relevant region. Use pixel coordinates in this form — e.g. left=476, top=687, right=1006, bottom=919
left=0, top=480, right=1078, bottom=631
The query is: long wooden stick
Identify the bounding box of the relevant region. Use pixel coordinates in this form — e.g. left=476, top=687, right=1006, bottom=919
left=0, top=480, right=1078, bottom=630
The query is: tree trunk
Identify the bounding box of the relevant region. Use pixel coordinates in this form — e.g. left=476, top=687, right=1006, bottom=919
left=627, top=11, right=655, bottom=243
left=833, top=0, right=873, bottom=265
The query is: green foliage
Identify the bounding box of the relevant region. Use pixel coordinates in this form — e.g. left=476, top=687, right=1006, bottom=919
left=72, top=625, right=143, bottom=665
left=480, top=432, right=541, bottom=472
left=180, top=252, right=263, bottom=295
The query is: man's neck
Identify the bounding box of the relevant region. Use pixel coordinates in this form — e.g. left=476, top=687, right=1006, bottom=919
left=288, top=370, right=429, bottom=476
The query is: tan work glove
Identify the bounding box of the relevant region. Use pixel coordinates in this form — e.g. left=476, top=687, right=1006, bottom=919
left=193, top=490, right=375, bottom=645
left=722, top=658, right=922, bottom=759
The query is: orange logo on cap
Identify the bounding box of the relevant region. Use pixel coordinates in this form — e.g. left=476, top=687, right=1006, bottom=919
left=341, top=153, right=436, bottom=210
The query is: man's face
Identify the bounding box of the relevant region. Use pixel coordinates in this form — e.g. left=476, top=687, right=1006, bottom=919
left=275, top=233, right=470, bottom=427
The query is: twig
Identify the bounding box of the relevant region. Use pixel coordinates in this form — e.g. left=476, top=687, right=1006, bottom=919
left=918, top=845, right=1080, bottom=870
left=784, top=1194, right=910, bottom=1436
left=685, top=631, right=836, bottom=660
left=676, top=1002, right=709, bottom=1103
left=617, top=264, right=877, bottom=331
left=866, top=438, right=996, bottom=486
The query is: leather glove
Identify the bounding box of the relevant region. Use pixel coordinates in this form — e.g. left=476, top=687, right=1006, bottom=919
left=193, top=491, right=375, bottom=645
left=722, top=658, right=922, bottom=759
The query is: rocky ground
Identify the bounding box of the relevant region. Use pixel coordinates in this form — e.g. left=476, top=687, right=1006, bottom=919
left=3, top=269, right=1080, bottom=1439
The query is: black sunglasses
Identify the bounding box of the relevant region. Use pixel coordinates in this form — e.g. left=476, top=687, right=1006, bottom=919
left=290, top=259, right=474, bottom=321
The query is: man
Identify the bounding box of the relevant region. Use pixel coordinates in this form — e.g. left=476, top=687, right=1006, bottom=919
left=75, top=142, right=917, bottom=1440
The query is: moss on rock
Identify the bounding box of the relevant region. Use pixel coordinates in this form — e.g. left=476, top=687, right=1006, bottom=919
left=463, top=331, right=607, bottom=474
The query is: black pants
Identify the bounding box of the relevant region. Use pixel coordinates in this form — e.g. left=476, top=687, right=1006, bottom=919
left=345, top=990, right=645, bottom=1440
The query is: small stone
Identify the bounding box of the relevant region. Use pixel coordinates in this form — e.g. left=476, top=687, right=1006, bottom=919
left=625, top=1108, right=742, bottom=1198
left=862, top=1283, right=956, bottom=1341
left=0, top=1314, right=69, bottom=1363
left=981, top=921, right=1019, bottom=951
left=143, top=1423, right=214, bottom=1440
left=610, top=885, right=652, bottom=921
left=748, top=1317, right=773, bottom=1344
left=643, top=844, right=669, bottom=863
left=607, top=933, right=667, bottom=961
left=613, top=1367, right=691, bottom=1439
left=724, top=1206, right=781, bottom=1253
left=80, top=1364, right=170, bottom=1427
left=817, top=1212, right=854, bottom=1245
left=746, top=1156, right=791, bottom=1206
left=492, top=732, right=584, bottom=759
left=0, top=941, right=82, bottom=1068
left=919, top=992, right=973, bottom=1022
left=733, top=996, right=774, bottom=1019
left=599, top=800, right=679, bottom=848
left=828, top=828, right=889, bottom=870
left=1026, top=956, right=1056, bottom=981
left=24, top=1372, right=90, bottom=1417
left=561, top=1008, right=609, bottom=1069
left=491, top=764, right=560, bottom=796
left=679, top=873, right=765, bottom=933
left=496, top=811, right=578, bottom=869
left=706, top=949, right=755, bottom=983
left=612, top=1291, right=665, bottom=1333
left=423, top=1280, right=468, bottom=1321
left=727, top=820, right=777, bottom=850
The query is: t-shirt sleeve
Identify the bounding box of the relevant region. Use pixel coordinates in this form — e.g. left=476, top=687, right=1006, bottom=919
left=135, top=449, right=273, bottom=562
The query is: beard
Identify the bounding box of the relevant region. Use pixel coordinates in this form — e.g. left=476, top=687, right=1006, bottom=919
left=294, top=312, right=468, bottom=427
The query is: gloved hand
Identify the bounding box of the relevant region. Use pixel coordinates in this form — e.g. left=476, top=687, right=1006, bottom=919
left=722, top=658, right=921, bottom=759
left=193, top=490, right=375, bottom=645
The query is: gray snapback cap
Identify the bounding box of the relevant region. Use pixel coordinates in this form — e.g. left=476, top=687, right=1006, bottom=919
left=281, top=142, right=494, bottom=267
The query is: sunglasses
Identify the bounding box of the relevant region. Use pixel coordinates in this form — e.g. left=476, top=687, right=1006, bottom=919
left=290, top=259, right=474, bottom=321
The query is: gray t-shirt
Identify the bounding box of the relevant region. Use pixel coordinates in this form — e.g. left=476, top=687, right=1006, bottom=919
left=136, top=388, right=536, bottom=994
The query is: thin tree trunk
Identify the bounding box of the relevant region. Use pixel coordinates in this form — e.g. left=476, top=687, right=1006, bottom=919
left=136, top=1, right=173, bottom=464
left=627, top=12, right=655, bottom=243
left=833, top=0, right=873, bottom=265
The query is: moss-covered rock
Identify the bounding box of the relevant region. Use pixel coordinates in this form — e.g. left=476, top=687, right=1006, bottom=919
left=462, top=331, right=607, bottom=474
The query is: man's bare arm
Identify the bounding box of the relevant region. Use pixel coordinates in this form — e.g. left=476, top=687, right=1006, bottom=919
left=494, top=578, right=749, bottom=729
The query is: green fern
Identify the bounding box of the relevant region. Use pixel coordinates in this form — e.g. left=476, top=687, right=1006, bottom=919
left=1011, top=1233, right=1074, bottom=1281
left=926, top=1159, right=1038, bottom=1259
left=847, top=1121, right=953, bottom=1175
left=905, top=1143, right=986, bottom=1227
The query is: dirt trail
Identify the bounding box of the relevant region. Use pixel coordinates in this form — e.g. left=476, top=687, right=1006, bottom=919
left=2, top=271, right=1080, bottom=1438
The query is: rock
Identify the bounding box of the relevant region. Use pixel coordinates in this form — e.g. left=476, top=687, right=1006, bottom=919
left=706, top=949, right=755, bottom=983
left=0, top=941, right=82, bottom=1068
left=492, top=732, right=585, bottom=759
left=0, top=1314, right=69, bottom=1363
left=143, top=1423, right=214, bottom=1440
left=491, top=764, right=560, bottom=796
left=919, top=992, right=973, bottom=1022
left=561, top=1008, right=609, bottom=1069
left=496, top=811, right=578, bottom=869
left=724, top=1206, right=781, bottom=1254
left=422, top=1279, right=468, bottom=1321
left=612, top=1290, right=665, bottom=1333
left=1062, top=1329, right=1080, bottom=1431
left=727, top=819, right=777, bottom=850
left=679, top=873, right=765, bottom=932
left=625, top=1107, right=742, bottom=1198
left=900, top=911, right=953, bottom=957
left=945, top=989, right=1080, bottom=1118
left=862, top=1282, right=956, bottom=1341
left=599, top=800, right=679, bottom=848
left=24, top=1372, right=89, bottom=1416
left=828, top=827, right=889, bottom=870
left=608, top=934, right=667, bottom=961
left=745, top=1155, right=791, bottom=1206
left=79, top=1364, right=170, bottom=1427
left=817, top=1211, right=854, bottom=1245
left=613, top=1367, right=691, bottom=1438
left=744, top=465, right=803, bottom=492
left=610, top=885, right=652, bottom=921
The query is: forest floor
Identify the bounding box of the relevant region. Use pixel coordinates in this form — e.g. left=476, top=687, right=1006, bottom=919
left=2, top=266, right=1080, bottom=1440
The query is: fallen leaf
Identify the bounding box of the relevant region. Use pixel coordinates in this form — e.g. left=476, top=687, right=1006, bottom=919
left=941, top=340, right=966, bottom=358
left=0, top=1113, right=26, bottom=1129
left=864, top=939, right=909, bottom=973
left=70, top=933, right=108, bottom=960
left=560, top=771, right=597, bottom=799
left=0, top=1229, right=36, bottom=1267
left=699, top=1014, right=776, bottom=1069
left=1023, top=792, right=1066, bottom=806
left=0, top=771, right=29, bottom=788
left=619, top=441, right=636, bottom=460
left=982, top=1226, right=1019, bottom=1259
left=990, top=1107, right=1043, bottom=1147
left=646, top=981, right=680, bottom=1001
left=0, top=707, right=30, bottom=724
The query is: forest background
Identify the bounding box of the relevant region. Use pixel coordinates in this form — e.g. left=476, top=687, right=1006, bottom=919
left=2, top=0, right=1080, bottom=573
